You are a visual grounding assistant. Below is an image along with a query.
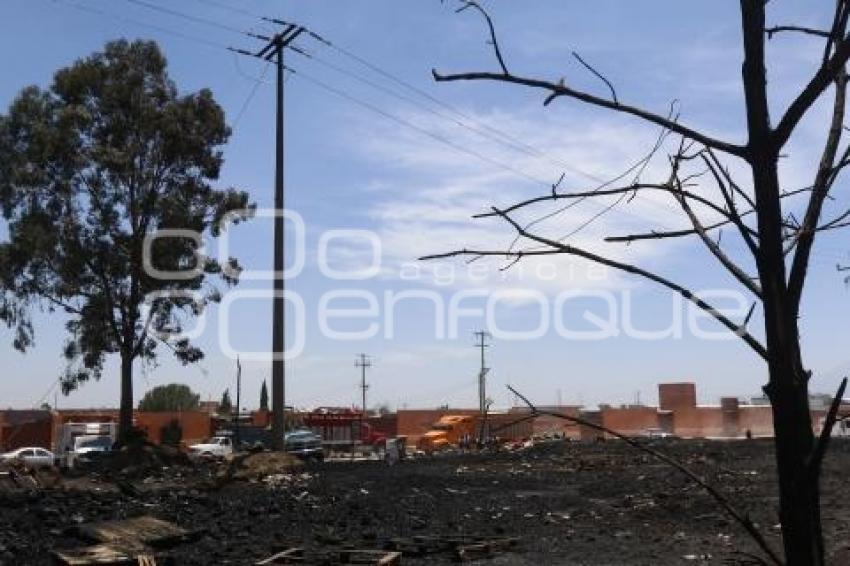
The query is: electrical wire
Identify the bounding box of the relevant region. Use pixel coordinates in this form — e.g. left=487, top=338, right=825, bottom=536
left=284, top=65, right=552, bottom=186
left=290, top=47, right=581, bottom=176
left=288, top=41, right=679, bottom=230
left=63, top=0, right=679, bottom=236
left=313, top=34, right=606, bottom=184
left=58, top=0, right=232, bottom=51
left=194, top=0, right=266, bottom=20
left=231, top=59, right=272, bottom=130
left=123, top=0, right=262, bottom=38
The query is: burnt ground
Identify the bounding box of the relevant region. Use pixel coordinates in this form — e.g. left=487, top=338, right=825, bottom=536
left=1, top=438, right=850, bottom=565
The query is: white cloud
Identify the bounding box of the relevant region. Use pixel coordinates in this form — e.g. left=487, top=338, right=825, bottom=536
left=345, top=103, right=703, bottom=295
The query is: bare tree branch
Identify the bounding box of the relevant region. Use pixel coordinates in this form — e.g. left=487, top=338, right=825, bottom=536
left=456, top=1, right=508, bottom=74
left=788, top=67, right=848, bottom=311
left=432, top=2, right=747, bottom=157
left=571, top=51, right=618, bottom=104
left=672, top=175, right=763, bottom=297
left=807, top=377, right=848, bottom=476
left=766, top=26, right=831, bottom=40
left=773, top=34, right=850, bottom=149
left=473, top=182, right=759, bottom=240
left=421, top=209, right=768, bottom=360
left=701, top=152, right=760, bottom=256
left=605, top=185, right=813, bottom=244
left=432, top=67, right=748, bottom=157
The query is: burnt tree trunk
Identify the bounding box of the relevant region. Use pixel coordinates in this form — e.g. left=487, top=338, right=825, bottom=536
left=751, top=133, right=822, bottom=566
left=740, top=2, right=824, bottom=562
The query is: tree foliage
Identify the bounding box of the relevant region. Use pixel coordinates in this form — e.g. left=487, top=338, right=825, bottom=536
left=259, top=379, right=269, bottom=411
left=0, top=39, right=252, bottom=438
left=138, top=383, right=200, bottom=412
left=219, top=388, right=233, bottom=415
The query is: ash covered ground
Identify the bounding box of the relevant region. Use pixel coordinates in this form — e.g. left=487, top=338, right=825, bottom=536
left=2, top=439, right=849, bottom=565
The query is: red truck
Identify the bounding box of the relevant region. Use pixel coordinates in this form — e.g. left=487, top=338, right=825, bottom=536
left=303, top=409, right=389, bottom=452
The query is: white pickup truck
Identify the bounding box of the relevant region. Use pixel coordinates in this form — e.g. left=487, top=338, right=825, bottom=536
left=188, top=436, right=233, bottom=458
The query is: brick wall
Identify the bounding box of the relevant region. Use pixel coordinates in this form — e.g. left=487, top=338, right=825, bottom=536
left=509, top=406, right=583, bottom=439
left=601, top=406, right=659, bottom=437
left=135, top=411, right=212, bottom=446
left=0, top=417, right=52, bottom=451
left=50, top=409, right=211, bottom=448
left=738, top=406, right=774, bottom=437
left=672, top=407, right=725, bottom=438
left=658, top=383, right=697, bottom=411
left=578, top=410, right=603, bottom=441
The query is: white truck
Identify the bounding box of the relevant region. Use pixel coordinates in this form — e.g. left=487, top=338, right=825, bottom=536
left=188, top=436, right=233, bottom=458
left=57, top=422, right=117, bottom=468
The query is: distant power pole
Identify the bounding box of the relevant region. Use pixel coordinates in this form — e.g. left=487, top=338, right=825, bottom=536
left=355, top=354, right=372, bottom=414
left=232, top=23, right=305, bottom=451
left=473, top=331, right=491, bottom=415
left=234, top=356, right=242, bottom=448
left=355, top=354, right=372, bottom=446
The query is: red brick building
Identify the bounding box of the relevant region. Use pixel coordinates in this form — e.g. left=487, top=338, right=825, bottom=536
left=1, top=408, right=213, bottom=452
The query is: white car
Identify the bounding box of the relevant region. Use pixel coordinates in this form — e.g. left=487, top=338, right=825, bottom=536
left=188, top=436, right=233, bottom=458
left=1, top=447, right=56, bottom=468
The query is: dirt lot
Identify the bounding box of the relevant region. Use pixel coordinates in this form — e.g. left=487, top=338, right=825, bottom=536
left=1, top=438, right=849, bottom=565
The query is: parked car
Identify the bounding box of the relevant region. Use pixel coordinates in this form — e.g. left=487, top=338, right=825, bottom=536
left=284, top=430, right=324, bottom=461
left=1, top=447, right=56, bottom=468
left=215, top=426, right=273, bottom=450
left=188, top=436, right=233, bottom=459
left=645, top=428, right=677, bottom=439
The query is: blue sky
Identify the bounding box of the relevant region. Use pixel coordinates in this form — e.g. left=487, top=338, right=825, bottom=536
left=2, top=1, right=849, bottom=413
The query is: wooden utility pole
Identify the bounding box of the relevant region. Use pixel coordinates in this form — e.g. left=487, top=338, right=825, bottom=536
left=232, top=23, right=305, bottom=450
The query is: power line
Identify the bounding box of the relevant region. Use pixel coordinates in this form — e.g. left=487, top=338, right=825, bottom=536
left=289, top=47, right=581, bottom=175
left=301, top=31, right=684, bottom=225
left=123, top=0, right=266, bottom=39
left=194, top=0, right=636, bottom=190
left=312, top=34, right=601, bottom=181
left=287, top=43, right=677, bottom=231
left=182, top=2, right=673, bottom=196
left=194, top=0, right=266, bottom=20
left=58, top=0, right=232, bottom=51
left=282, top=61, right=672, bottom=232
left=63, top=0, right=673, bottom=231
left=285, top=64, right=551, bottom=186
left=231, top=60, right=272, bottom=129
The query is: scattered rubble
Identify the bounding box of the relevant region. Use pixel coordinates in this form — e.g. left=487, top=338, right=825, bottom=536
left=1, top=439, right=849, bottom=564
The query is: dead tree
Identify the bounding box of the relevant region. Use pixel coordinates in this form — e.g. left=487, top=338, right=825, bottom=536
left=424, top=2, right=850, bottom=564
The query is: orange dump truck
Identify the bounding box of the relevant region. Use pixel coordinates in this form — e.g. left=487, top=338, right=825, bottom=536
left=417, top=412, right=536, bottom=452
left=417, top=415, right=477, bottom=452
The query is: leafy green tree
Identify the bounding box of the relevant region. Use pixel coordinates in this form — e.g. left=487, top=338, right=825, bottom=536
left=138, top=383, right=200, bottom=412
left=259, top=379, right=269, bottom=411
left=0, top=39, right=252, bottom=443
left=219, top=389, right=233, bottom=415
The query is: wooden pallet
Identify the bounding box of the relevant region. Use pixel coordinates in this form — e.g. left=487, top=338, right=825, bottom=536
left=386, top=534, right=519, bottom=559
left=76, top=516, right=193, bottom=548
left=53, top=515, right=192, bottom=565
left=255, top=548, right=402, bottom=565
left=51, top=544, right=156, bottom=565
